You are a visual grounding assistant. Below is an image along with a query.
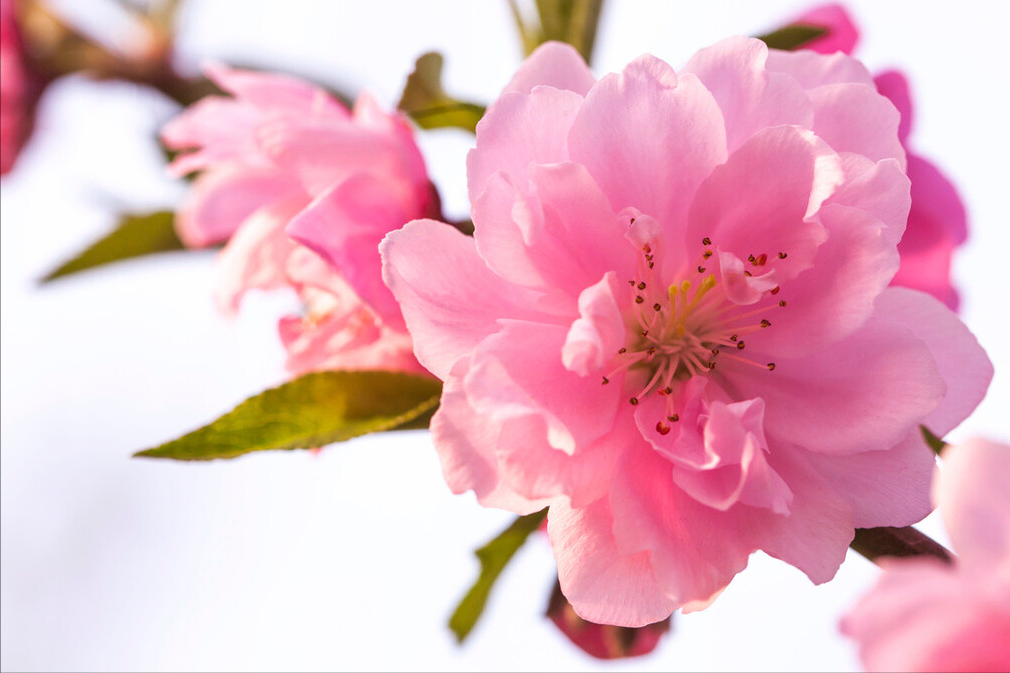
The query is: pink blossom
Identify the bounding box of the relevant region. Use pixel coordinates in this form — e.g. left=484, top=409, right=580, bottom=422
left=1, top=0, right=37, bottom=175
left=841, top=438, right=1010, bottom=672
left=793, top=4, right=968, bottom=309
left=379, top=39, right=992, bottom=626
left=162, top=64, right=431, bottom=375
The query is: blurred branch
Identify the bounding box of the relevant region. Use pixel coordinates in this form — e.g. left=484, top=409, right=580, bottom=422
left=851, top=526, right=954, bottom=566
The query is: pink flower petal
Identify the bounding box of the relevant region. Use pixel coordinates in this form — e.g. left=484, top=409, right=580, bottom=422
left=175, top=168, right=304, bottom=247
left=568, top=54, right=727, bottom=234
left=874, top=288, right=992, bottom=436
left=467, top=85, right=584, bottom=204
left=936, top=438, right=1010, bottom=567
left=765, top=48, right=874, bottom=89
left=380, top=219, right=557, bottom=379
left=503, top=41, right=596, bottom=96
left=562, top=272, right=626, bottom=376
left=807, top=82, right=906, bottom=167
left=873, top=70, right=913, bottom=142
left=683, top=36, right=813, bottom=152
left=549, top=497, right=680, bottom=628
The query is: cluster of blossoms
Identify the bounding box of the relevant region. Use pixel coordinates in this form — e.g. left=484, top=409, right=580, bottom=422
left=162, top=64, right=434, bottom=377
left=146, top=3, right=1000, bottom=666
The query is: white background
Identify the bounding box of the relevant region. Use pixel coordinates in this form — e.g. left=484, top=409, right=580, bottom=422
left=2, top=0, right=1009, bottom=670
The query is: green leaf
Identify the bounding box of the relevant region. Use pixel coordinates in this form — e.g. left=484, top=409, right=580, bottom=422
left=41, top=210, right=186, bottom=282
left=755, top=24, right=829, bottom=51
left=397, top=52, right=485, bottom=133
left=921, top=425, right=947, bottom=456
left=135, top=370, right=442, bottom=461
left=449, top=508, right=548, bottom=642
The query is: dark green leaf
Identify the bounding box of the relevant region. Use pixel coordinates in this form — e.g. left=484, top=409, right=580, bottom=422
left=397, top=53, right=485, bottom=133
left=41, top=210, right=186, bottom=282
left=449, top=508, right=548, bottom=642
left=851, top=526, right=953, bottom=565
left=755, top=24, right=828, bottom=51
left=135, top=370, right=441, bottom=461
left=921, top=425, right=947, bottom=456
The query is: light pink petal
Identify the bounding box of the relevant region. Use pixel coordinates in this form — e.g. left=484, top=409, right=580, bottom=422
left=287, top=173, right=413, bottom=327
left=608, top=442, right=751, bottom=605
left=687, top=125, right=840, bottom=285
left=465, top=319, right=618, bottom=454
left=742, top=449, right=853, bottom=584
left=213, top=195, right=306, bottom=313
left=562, top=272, right=626, bottom=376
left=765, top=49, right=874, bottom=88
left=937, top=438, right=1010, bottom=567
left=203, top=62, right=349, bottom=118
left=466, top=86, right=584, bottom=203
left=175, top=168, right=304, bottom=247
left=730, top=309, right=945, bottom=456
left=874, top=287, right=992, bottom=437
left=792, top=3, right=860, bottom=55
left=841, top=558, right=1010, bottom=673
left=828, top=154, right=909, bottom=244
left=503, top=41, right=596, bottom=95
left=258, top=119, right=427, bottom=205
left=472, top=163, right=633, bottom=297
left=161, top=97, right=265, bottom=175
left=568, top=55, right=727, bottom=235
left=380, top=219, right=557, bottom=379
left=429, top=358, right=552, bottom=515
left=682, top=36, right=813, bottom=152
left=808, top=83, right=906, bottom=167
left=548, top=497, right=680, bottom=627
left=805, top=429, right=936, bottom=528
left=754, top=203, right=900, bottom=358
left=873, top=70, right=913, bottom=142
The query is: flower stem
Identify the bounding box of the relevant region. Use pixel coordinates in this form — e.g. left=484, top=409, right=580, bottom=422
left=850, top=526, right=953, bottom=565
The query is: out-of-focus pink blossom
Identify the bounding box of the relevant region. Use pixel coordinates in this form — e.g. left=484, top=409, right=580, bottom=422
left=547, top=581, right=670, bottom=659
left=841, top=438, right=1010, bottom=672
left=162, top=64, right=432, bottom=376
left=1, top=0, right=38, bottom=175
left=792, top=4, right=968, bottom=309
left=380, top=39, right=992, bottom=627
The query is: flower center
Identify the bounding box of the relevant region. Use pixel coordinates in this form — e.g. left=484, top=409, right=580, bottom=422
left=601, top=237, right=786, bottom=435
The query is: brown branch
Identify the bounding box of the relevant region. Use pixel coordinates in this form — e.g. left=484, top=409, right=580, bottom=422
left=850, top=526, right=954, bottom=565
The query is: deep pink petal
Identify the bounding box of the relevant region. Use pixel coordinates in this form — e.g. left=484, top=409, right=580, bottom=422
left=380, top=219, right=558, bottom=379
left=792, top=3, right=860, bottom=55
left=905, top=150, right=969, bottom=244
left=874, top=288, right=992, bottom=437
left=873, top=70, right=913, bottom=142
left=548, top=497, right=680, bottom=627
left=682, top=36, right=813, bottom=152
left=287, top=173, right=413, bottom=327
left=503, top=41, right=596, bottom=95
left=568, top=55, right=727, bottom=235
